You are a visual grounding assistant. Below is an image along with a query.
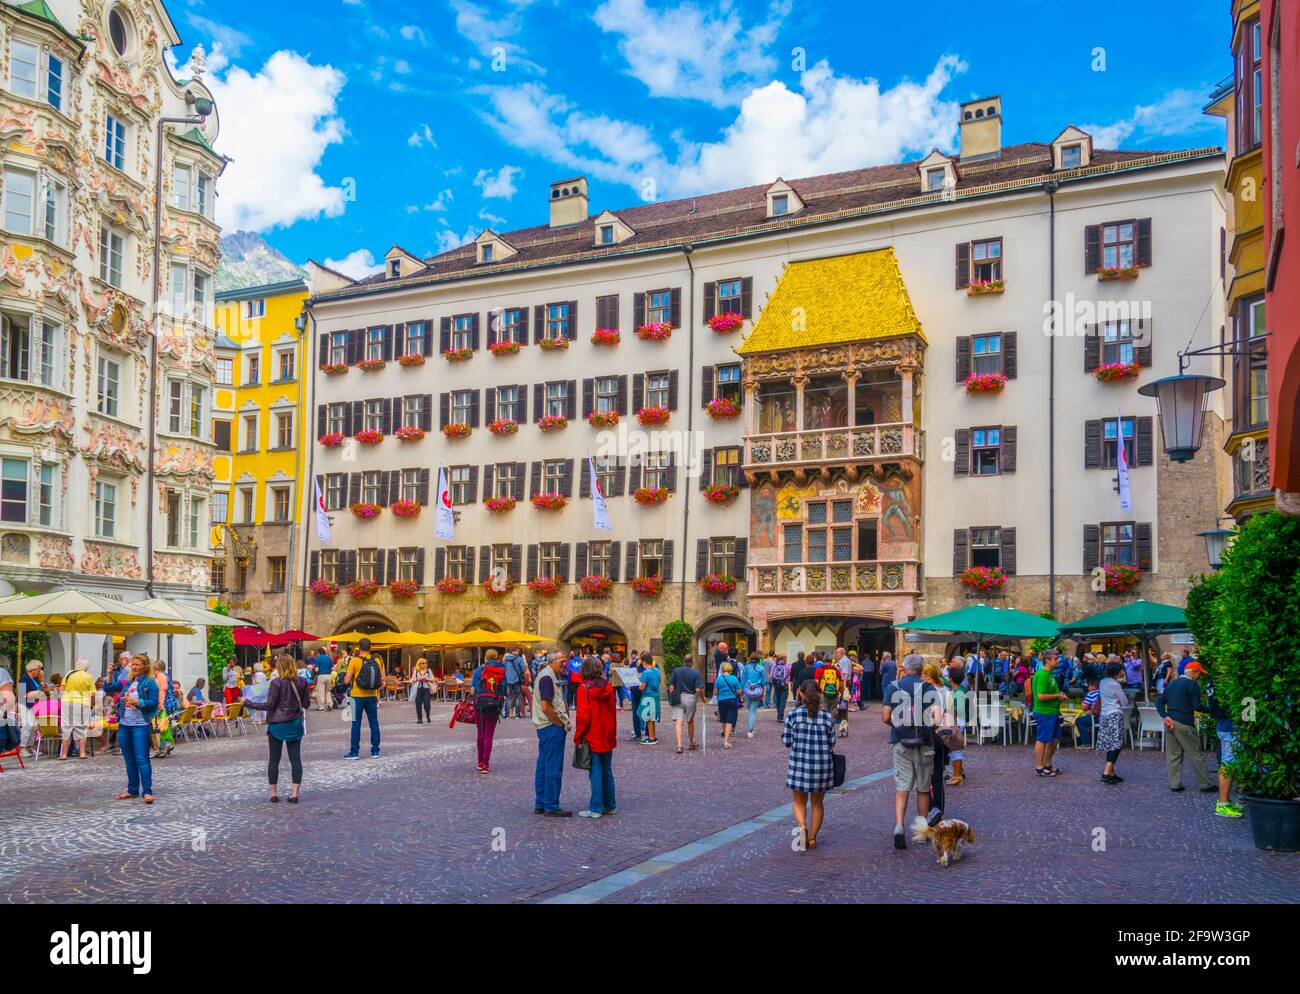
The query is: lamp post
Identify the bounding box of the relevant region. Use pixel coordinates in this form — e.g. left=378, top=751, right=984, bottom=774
left=1197, top=518, right=1237, bottom=570
left=144, top=91, right=212, bottom=596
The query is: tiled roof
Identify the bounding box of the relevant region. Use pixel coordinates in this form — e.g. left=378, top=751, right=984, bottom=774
left=738, top=249, right=923, bottom=355
left=315, top=142, right=1221, bottom=301
left=175, top=126, right=227, bottom=162
left=11, top=0, right=81, bottom=43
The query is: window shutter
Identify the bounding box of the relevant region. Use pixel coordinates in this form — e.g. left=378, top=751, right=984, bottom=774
left=516, top=384, right=528, bottom=424
left=955, top=242, right=970, bottom=289
left=560, top=458, right=574, bottom=498
left=662, top=540, right=674, bottom=583
left=529, top=461, right=541, bottom=495
left=527, top=544, right=539, bottom=582
left=392, top=395, right=405, bottom=429
left=1136, top=522, right=1153, bottom=571
left=666, top=453, right=678, bottom=492
left=385, top=549, right=397, bottom=585
left=954, top=429, right=970, bottom=476
left=439, top=317, right=451, bottom=354
left=559, top=543, right=571, bottom=580
left=632, top=373, right=644, bottom=412
left=699, top=448, right=712, bottom=489
left=394, top=323, right=406, bottom=357
left=316, top=405, right=327, bottom=438
left=382, top=325, right=394, bottom=361
left=1084, top=419, right=1103, bottom=469
left=633, top=292, right=646, bottom=328
left=955, top=336, right=971, bottom=382
left=467, top=465, right=479, bottom=503
left=1001, top=527, right=1017, bottom=575
left=439, top=392, right=449, bottom=428
left=317, top=332, right=328, bottom=368
left=380, top=398, right=393, bottom=435
left=733, top=538, right=747, bottom=578
left=532, top=305, right=544, bottom=344
left=483, top=463, right=495, bottom=499
left=668, top=370, right=679, bottom=410
left=703, top=281, right=716, bottom=320
left=468, top=390, right=480, bottom=428
left=1002, top=332, right=1018, bottom=380
left=1001, top=426, right=1017, bottom=473
left=415, top=549, right=425, bottom=583
left=1134, top=316, right=1153, bottom=367
left=609, top=541, right=621, bottom=582
left=348, top=329, right=363, bottom=364
left=421, top=323, right=433, bottom=356
left=342, top=550, right=358, bottom=585
left=565, top=380, right=577, bottom=420
left=1084, top=326, right=1101, bottom=373
left=669, top=288, right=682, bottom=328
left=418, top=468, right=430, bottom=504
left=519, top=306, right=530, bottom=342
left=582, top=378, right=594, bottom=419
left=1083, top=524, right=1101, bottom=573
left=512, top=463, right=525, bottom=501
left=628, top=454, right=642, bottom=491
left=479, top=546, right=491, bottom=584
left=348, top=400, right=362, bottom=436
left=741, top=277, right=753, bottom=319
left=419, top=395, right=432, bottom=431
left=738, top=463, right=749, bottom=489
left=486, top=311, right=498, bottom=347
left=579, top=461, right=591, bottom=498
left=1135, top=416, right=1154, bottom=467
left=509, top=544, right=522, bottom=584
left=1135, top=218, right=1153, bottom=268
left=575, top=542, right=588, bottom=579
left=701, top=366, right=715, bottom=405
left=348, top=472, right=361, bottom=505
left=696, top=538, right=709, bottom=580
left=612, top=458, right=626, bottom=497
left=309, top=550, right=320, bottom=582
left=1084, top=225, right=1102, bottom=274
left=953, top=529, right=968, bottom=574
left=533, top=384, right=544, bottom=423
left=485, top=387, right=497, bottom=424
left=386, top=472, right=399, bottom=505
left=471, top=313, right=481, bottom=351
left=616, top=375, right=628, bottom=415
left=566, top=301, right=578, bottom=340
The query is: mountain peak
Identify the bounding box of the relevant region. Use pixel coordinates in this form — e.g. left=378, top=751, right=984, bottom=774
left=218, top=231, right=307, bottom=292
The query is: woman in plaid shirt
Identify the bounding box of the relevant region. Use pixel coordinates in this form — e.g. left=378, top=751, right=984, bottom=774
left=782, top=680, right=838, bottom=850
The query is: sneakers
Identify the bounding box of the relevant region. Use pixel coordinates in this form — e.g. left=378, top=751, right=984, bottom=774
left=1101, top=774, right=1122, bottom=785
left=341, top=753, right=360, bottom=760
left=1215, top=801, right=1244, bottom=818
left=370, top=750, right=381, bottom=758
left=542, top=809, right=574, bottom=818
left=893, top=825, right=907, bottom=850
left=746, top=732, right=754, bottom=739
left=578, top=810, right=602, bottom=819
left=926, top=808, right=944, bottom=827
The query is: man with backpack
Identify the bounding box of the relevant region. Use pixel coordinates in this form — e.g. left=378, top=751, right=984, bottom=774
left=341, top=638, right=385, bottom=760
left=502, top=645, right=527, bottom=719
left=770, top=654, right=791, bottom=721
left=881, top=655, right=938, bottom=849
left=472, top=650, right=508, bottom=773
left=814, top=654, right=843, bottom=709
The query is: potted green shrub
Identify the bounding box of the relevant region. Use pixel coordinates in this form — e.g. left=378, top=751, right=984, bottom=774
left=1187, top=512, right=1300, bottom=851
left=661, top=620, right=694, bottom=680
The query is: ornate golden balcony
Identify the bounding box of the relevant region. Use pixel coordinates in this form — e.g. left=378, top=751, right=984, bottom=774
left=748, top=559, right=920, bottom=596
left=744, top=422, right=921, bottom=475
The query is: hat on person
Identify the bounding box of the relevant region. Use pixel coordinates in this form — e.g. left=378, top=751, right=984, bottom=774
left=1184, top=661, right=1207, bottom=676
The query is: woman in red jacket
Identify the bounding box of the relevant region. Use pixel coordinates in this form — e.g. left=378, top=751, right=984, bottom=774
left=574, top=656, right=617, bottom=819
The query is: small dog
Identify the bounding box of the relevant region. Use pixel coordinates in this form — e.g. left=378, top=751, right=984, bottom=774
left=910, top=815, right=976, bottom=866
left=835, top=703, right=850, bottom=738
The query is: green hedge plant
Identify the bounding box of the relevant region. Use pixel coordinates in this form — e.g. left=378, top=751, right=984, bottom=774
left=660, top=620, right=694, bottom=678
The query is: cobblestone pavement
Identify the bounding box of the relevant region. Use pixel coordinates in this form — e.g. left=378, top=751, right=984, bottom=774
left=0, top=698, right=1294, bottom=903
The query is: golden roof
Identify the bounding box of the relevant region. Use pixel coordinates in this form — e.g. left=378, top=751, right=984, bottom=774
left=737, top=248, right=925, bottom=355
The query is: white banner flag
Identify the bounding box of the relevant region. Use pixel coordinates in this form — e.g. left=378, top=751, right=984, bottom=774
left=434, top=465, right=455, bottom=541
left=1117, top=414, right=1132, bottom=512
left=590, top=456, right=612, bottom=532
left=314, top=477, right=331, bottom=543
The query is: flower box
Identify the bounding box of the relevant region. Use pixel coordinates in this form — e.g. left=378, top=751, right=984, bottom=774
left=528, top=575, right=564, bottom=597
left=484, top=495, right=517, bottom=514
left=358, top=358, right=387, bottom=372
left=1097, top=264, right=1146, bottom=282
left=702, top=482, right=740, bottom=506
left=1103, top=563, right=1141, bottom=593
left=705, top=396, right=741, bottom=420
left=489, top=340, right=521, bottom=357
left=319, top=432, right=345, bottom=448
left=310, top=579, right=339, bottom=599
left=442, top=347, right=473, bottom=363
left=435, top=576, right=467, bottom=595
left=591, top=328, right=621, bottom=347
left=964, top=372, right=1007, bottom=396
left=636, top=405, right=671, bottom=426
left=398, top=354, right=426, bottom=367
left=960, top=566, right=1006, bottom=592
left=388, top=579, right=420, bottom=598
left=350, top=501, right=381, bottom=520
left=443, top=423, right=472, bottom=440
left=323, top=363, right=349, bottom=376
left=484, top=579, right=516, bottom=597
left=536, top=415, right=568, bottom=433
left=348, top=578, right=379, bottom=599
left=354, top=428, right=384, bottom=445
left=531, top=492, right=568, bottom=512
left=629, top=574, right=664, bottom=597
left=391, top=499, right=421, bottom=519
left=699, top=573, right=737, bottom=596
left=488, top=418, right=519, bottom=437
left=707, top=312, right=744, bottom=334
left=539, top=337, right=570, bottom=352
left=587, top=410, right=619, bottom=428
left=396, top=425, right=425, bottom=442
left=635, top=322, right=673, bottom=342
left=967, top=279, right=1006, bottom=296
left=577, top=574, right=613, bottom=597
left=633, top=486, right=670, bottom=506
left=1093, top=361, right=1141, bottom=384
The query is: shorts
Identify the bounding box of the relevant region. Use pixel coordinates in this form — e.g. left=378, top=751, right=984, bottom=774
left=1218, top=730, right=1235, bottom=766
left=717, top=698, right=739, bottom=727
left=638, top=694, right=661, bottom=723
left=1034, top=713, right=1061, bottom=743
left=892, top=742, right=935, bottom=793
left=671, top=696, right=698, bottom=723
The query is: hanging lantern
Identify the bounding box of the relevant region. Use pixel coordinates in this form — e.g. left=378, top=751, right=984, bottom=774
left=1136, top=374, right=1224, bottom=463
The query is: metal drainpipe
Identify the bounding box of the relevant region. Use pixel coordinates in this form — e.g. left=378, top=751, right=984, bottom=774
left=297, top=303, right=317, bottom=633
left=1045, top=180, right=1059, bottom=617
left=283, top=306, right=307, bottom=631
left=679, top=245, right=696, bottom=622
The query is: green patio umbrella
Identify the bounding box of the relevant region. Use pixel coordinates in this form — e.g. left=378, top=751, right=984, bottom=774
left=1058, top=599, right=1189, bottom=700
left=895, top=604, right=1061, bottom=640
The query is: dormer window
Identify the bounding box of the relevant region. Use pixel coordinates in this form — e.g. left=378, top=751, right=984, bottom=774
left=481, top=243, right=494, bottom=263
left=926, top=169, right=946, bottom=192
left=599, top=224, right=614, bottom=245
left=772, top=194, right=789, bottom=216
left=388, top=260, right=401, bottom=278
left=1061, top=144, right=1082, bottom=169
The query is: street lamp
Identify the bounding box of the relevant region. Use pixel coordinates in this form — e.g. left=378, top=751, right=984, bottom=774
left=1197, top=519, right=1237, bottom=570
left=1136, top=373, right=1224, bottom=463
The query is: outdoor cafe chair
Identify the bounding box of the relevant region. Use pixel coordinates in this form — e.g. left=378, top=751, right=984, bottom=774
left=1136, top=707, right=1166, bottom=751
left=172, top=706, right=196, bottom=742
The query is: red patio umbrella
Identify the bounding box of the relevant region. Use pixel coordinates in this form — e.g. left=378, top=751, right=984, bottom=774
left=233, top=628, right=320, bottom=647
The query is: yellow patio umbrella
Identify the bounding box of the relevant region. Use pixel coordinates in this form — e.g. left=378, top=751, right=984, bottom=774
left=492, top=630, right=553, bottom=644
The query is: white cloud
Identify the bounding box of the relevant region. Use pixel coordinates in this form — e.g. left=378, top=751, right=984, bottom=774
left=175, top=47, right=348, bottom=231
left=434, top=224, right=481, bottom=253
left=478, top=55, right=966, bottom=199
left=474, top=164, right=522, bottom=200
left=394, top=59, right=412, bottom=75
left=478, top=207, right=508, bottom=227
left=322, top=249, right=384, bottom=280
left=450, top=0, right=542, bottom=73
left=407, top=123, right=436, bottom=148
left=1081, top=89, right=1222, bottom=149
left=593, top=0, right=789, bottom=108
left=399, top=24, right=427, bottom=44
left=185, top=15, right=252, bottom=59
left=406, top=189, right=455, bottom=213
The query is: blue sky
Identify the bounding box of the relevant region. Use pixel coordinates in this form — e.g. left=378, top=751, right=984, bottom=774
left=174, top=0, right=1231, bottom=278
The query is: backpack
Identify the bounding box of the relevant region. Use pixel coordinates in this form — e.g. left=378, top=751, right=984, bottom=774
left=743, top=665, right=765, bottom=700
left=475, top=666, right=505, bottom=715
left=771, top=661, right=789, bottom=685
left=819, top=665, right=841, bottom=698
left=355, top=655, right=382, bottom=691
left=895, top=684, right=935, bottom=749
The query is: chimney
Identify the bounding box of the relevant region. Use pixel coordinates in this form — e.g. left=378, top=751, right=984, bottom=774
left=549, top=176, right=589, bottom=228
left=958, top=96, right=1002, bottom=162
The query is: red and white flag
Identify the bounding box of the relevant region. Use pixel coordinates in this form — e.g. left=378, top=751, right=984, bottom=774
left=434, top=465, right=455, bottom=541
left=314, top=477, right=331, bottom=543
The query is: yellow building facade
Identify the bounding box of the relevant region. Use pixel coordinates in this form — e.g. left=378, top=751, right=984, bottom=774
left=210, top=279, right=309, bottom=628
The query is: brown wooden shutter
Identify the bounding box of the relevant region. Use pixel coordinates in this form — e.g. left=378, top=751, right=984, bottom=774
left=348, top=472, right=361, bottom=505
left=439, top=317, right=451, bottom=353
left=628, top=454, right=642, bottom=492
left=668, top=370, right=679, bottom=410
left=565, top=380, right=576, bottom=420
left=953, top=529, right=969, bottom=574
left=741, top=277, right=753, bottom=319
left=468, top=390, right=481, bottom=428
left=954, top=429, right=970, bottom=476
left=386, top=472, right=399, bottom=506
left=1001, top=527, right=1017, bottom=575
left=703, top=282, right=716, bottom=320
left=348, top=400, right=362, bottom=436
left=418, top=468, right=430, bottom=504
left=565, top=301, right=578, bottom=340
left=696, top=538, right=709, bottom=580
left=533, top=385, right=544, bottom=423
left=470, top=313, right=481, bottom=351
left=381, top=325, right=394, bottom=361
left=532, top=305, right=544, bottom=344
left=1085, top=225, right=1102, bottom=273
left=1001, top=426, right=1017, bottom=473
left=669, top=288, right=682, bottom=327
left=733, top=538, right=747, bottom=578
left=632, top=373, right=644, bottom=412
left=438, top=392, right=449, bottom=428
left=666, top=453, right=678, bottom=492
left=309, top=550, right=319, bottom=581
left=394, top=323, right=406, bottom=357
left=420, top=322, right=433, bottom=356
left=483, top=463, right=495, bottom=500
left=1135, top=218, right=1153, bottom=268
left=616, top=375, right=628, bottom=415
left=478, top=546, right=490, bottom=583
left=955, top=242, right=970, bottom=289
left=1084, top=419, right=1103, bottom=469
left=698, top=448, right=712, bottom=489
left=1084, top=326, right=1101, bottom=373
left=955, top=336, right=971, bottom=382
left=560, top=458, right=574, bottom=498
left=579, top=461, right=591, bottom=498
left=611, top=458, right=626, bottom=497
left=486, top=311, right=498, bottom=347
left=608, top=541, right=621, bottom=582
left=509, top=544, right=522, bottom=583
left=380, top=399, right=393, bottom=435
left=419, top=395, right=432, bottom=431
left=317, top=332, right=328, bottom=368
left=316, top=405, right=327, bottom=438
left=414, top=548, right=425, bottom=583
left=575, top=542, right=588, bottom=579
left=701, top=366, right=715, bottom=405
left=512, top=463, right=525, bottom=501
left=1002, top=332, right=1018, bottom=379
left=633, top=292, right=646, bottom=328
left=1134, top=316, right=1153, bottom=367
left=526, top=544, right=539, bottom=582
left=467, top=465, right=479, bottom=503
left=662, top=540, right=674, bottom=582
left=1135, top=416, right=1154, bottom=467
left=385, top=549, right=398, bottom=585
left=1136, top=523, right=1153, bottom=571
left=529, top=461, right=541, bottom=495
left=582, top=378, right=594, bottom=418
left=484, top=387, right=497, bottom=424
left=1083, top=524, right=1101, bottom=573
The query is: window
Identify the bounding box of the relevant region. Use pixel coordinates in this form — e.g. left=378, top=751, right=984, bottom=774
left=481, top=243, right=494, bottom=263
left=267, top=557, right=287, bottom=592
left=540, top=542, right=562, bottom=579
left=716, top=364, right=742, bottom=401
left=169, top=263, right=186, bottom=319
left=589, top=541, right=612, bottom=577
left=320, top=550, right=340, bottom=584
left=0, top=313, right=29, bottom=382
left=210, top=557, right=225, bottom=592
left=104, top=114, right=127, bottom=171
left=244, top=353, right=261, bottom=385
left=9, top=39, right=39, bottom=99
left=494, top=463, right=517, bottom=499
left=99, top=224, right=124, bottom=287
left=36, top=463, right=53, bottom=527
left=216, top=357, right=233, bottom=385
left=544, top=381, right=567, bottom=417
left=1236, top=17, right=1263, bottom=151
left=189, top=385, right=205, bottom=438
left=496, top=385, right=521, bottom=422
left=1240, top=297, right=1268, bottom=427
left=213, top=420, right=230, bottom=451
left=388, top=259, right=400, bottom=279
left=709, top=537, right=735, bottom=576
left=771, top=193, right=789, bottom=216
left=271, top=486, right=291, bottom=522
left=321, top=403, right=345, bottom=435
left=926, top=169, right=946, bottom=192
left=783, top=522, right=803, bottom=563
left=245, top=299, right=266, bottom=320
left=191, top=272, right=209, bottom=324
left=971, top=427, right=1002, bottom=475
left=171, top=164, right=192, bottom=211
left=95, top=480, right=117, bottom=538
left=357, top=549, right=379, bottom=583
left=801, top=500, right=852, bottom=563
left=36, top=321, right=56, bottom=387
left=238, top=486, right=255, bottom=523
left=490, top=544, right=512, bottom=582
left=0, top=315, right=57, bottom=386
left=713, top=447, right=740, bottom=486
left=167, top=493, right=181, bottom=550
left=271, top=349, right=293, bottom=384
left=400, top=469, right=420, bottom=503
left=450, top=390, right=473, bottom=425
left=3, top=168, right=34, bottom=234
left=329, top=332, right=348, bottom=365
left=196, top=172, right=212, bottom=218
left=212, top=490, right=228, bottom=524
left=599, top=224, right=614, bottom=245
left=1102, top=523, right=1136, bottom=566
left=646, top=372, right=671, bottom=409
left=447, top=546, right=470, bottom=582
left=1102, top=222, right=1136, bottom=270
left=325, top=474, right=346, bottom=511
left=1101, top=321, right=1136, bottom=365
left=972, top=334, right=1002, bottom=375
left=1061, top=144, right=1082, bottom=169
left=713, top=278, right=743, bottom=316
left=404, top=321, right=427, bottom=356
left=639, top=540, right=664, bottom=578
left=361, top=471, right=384, bottom=504
left=545, top=302, right=570, bottom=340
left=542, top=460, right=565, bottom=494
left=647, top=290, right=672, bottom=325
left=643, top=451, right=670, bottom=490
left=275, top=412, right=293, bottom=449
left=398, top=548, right=420, bottom=582
left=0, top=459, right=27, bottom=523
left=452, top=314, right=474, bottom=350
left=594, top=456, right=616, bottom=497
left=970, top=238, right=1002, bottom=282
left=365, top=326, right=384, bottom=361
left=188, top=497, right=203, bottom=548
left=108, top=8, right=130, bottom=56
left=1102, top=417, right=1136, bottom=469
left=241, top=413, right=258, bottom=451
left=497, top=309, right=522, bottom=345
left=594, top=376, right=619, bottom=414
left=450, top=466, right=473, bottom=505
left=970, top=527, right=1001, bottom=569
left=395, top=396, right=419, bottom=431
left=42, top=177, right=66, bottom=244
left=167, top=380, right=183, bottom=433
